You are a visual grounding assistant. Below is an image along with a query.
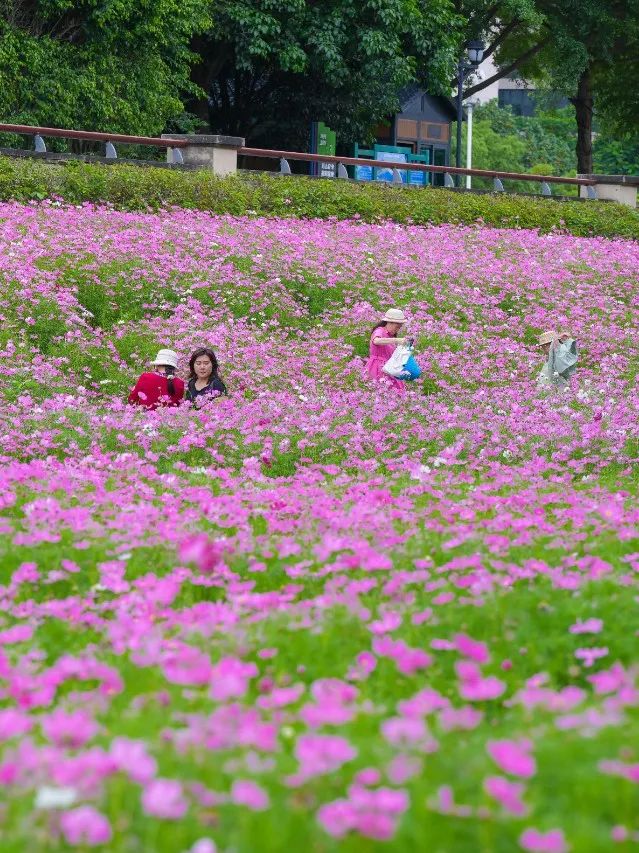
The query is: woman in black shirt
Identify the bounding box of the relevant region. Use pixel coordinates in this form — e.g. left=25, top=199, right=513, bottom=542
left=185, top=347, right=227, bottom=403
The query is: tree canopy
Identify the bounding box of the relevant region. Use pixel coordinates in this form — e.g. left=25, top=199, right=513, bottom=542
left=455, top=0, right=639, bottom=172
left=0, top=0, right=210, bottom=135
left=188, top=0, right=461, bottom=150
left=1, top=0, right=637, bottom=174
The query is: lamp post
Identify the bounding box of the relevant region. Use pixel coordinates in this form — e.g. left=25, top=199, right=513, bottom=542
left=465, top=98, right=480, bottom=189
left=456, top=40, right=484, bottom=186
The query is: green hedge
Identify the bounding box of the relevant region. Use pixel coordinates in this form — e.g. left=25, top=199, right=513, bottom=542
left=1, top=154, right=638, bottom=239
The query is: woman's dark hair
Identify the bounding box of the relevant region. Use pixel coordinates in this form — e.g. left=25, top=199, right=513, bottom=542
left=156, top=364, right=176, bottom=396
left=188, top=347, right=220, bottom=381
left=371, top=320, right=388, bottom=335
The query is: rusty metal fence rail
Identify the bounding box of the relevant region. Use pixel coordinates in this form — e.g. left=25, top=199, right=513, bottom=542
left=0, top=122, right=601, bottom=199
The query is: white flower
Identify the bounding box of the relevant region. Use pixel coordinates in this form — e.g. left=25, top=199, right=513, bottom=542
left=35, top=786, right=78, bottom=809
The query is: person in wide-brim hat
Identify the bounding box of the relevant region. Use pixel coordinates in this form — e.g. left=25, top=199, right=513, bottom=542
left=536, top=329, right=574, bottom=391
left=382, top=308, right=407, bottom=324
left=364, top=308, right=410, bottom=393
left=537, top=330, right=571, bottom=354
left=128, top=347, right=185, bottom=409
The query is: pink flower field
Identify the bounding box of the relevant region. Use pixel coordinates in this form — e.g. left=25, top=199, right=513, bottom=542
left=0, top=200, right=638, bottom=851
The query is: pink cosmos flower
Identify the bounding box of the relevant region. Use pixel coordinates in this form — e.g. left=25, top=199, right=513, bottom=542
left=354, top=768, right=382, bottom=786
left=142, top=779, right=188, bottom=819
left=231, top=780, right=270, bottom=811
left=210, top=657, right=258, bottom=701
left=611, top=826, right=628, bottom=842
left=457, top=662, right=506, bottom=701
left=288, top=734, right=357, bottom=784
left=454, top=633, right=490, bottom=663
left=574, top=647, right=608, bottom=667
left=569, top=618, right=603, bottom=634
left=487, top=740, right=536, bottom=778
left=60, top=806, right=112, bottom=846
left=484, top=775, right=528, bottom=815
left=317, top=787, right=408, bottom=841
left=0, top=708, right=33, bottom=740
left=519, top=827, right=569, bottom=852
left=439, top=705, right=484, bottom=731
left=178, top=534, right=227, bottom=573
left=588, top=664, right=628, bottom=694
left=387, top=755, right=422, bottom=784
left=381, top=716, right=431, bottom=747
left=189, top=841, right=217, bottom=853
left=598, top=760, right=639, bottom=783
left=372, top=637, right=432, bottom=674
left=347, top=651, right=377, bottom=681
left=110, top=737, right=157, bottom=783
left=41, top=709, right=98, bottom=748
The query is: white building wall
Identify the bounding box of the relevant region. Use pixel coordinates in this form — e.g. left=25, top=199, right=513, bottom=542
left=472, top=55, right=500, bottom=104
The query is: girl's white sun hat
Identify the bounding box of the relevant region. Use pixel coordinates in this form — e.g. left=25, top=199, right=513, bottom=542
left=382, top=308, right=407, bottom=324
left=151, top=349, right=179, bottom=369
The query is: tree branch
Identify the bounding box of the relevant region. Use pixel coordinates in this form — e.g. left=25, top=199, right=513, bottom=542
left=481, top=18, right=522, bottom=63
left=463, top=37, right=550, bottom=98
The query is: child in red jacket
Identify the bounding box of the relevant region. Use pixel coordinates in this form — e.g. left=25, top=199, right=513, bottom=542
left=128, top=348, right=185, bottom=409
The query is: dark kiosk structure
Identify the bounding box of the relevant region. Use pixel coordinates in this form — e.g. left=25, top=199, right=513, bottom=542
left=355, top=88, right=458, bottom=186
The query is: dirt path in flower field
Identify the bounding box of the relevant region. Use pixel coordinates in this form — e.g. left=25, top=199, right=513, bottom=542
left=0, top=201, right=638, bottom=852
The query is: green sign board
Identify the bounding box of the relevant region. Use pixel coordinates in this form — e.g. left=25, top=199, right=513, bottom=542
left=310, top=122, right=336, bottom=177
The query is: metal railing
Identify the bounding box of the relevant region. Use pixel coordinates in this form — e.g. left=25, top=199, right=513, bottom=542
left=0, top=122, right=599, bottom=198
left=0, top=122, right=188, bottom=163
left=239, top=146, right=598, bottom=198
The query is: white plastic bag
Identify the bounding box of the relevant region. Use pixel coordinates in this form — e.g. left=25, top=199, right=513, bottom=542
left=551, top=338, right=578, bottom=379
left=382, top=345, right=412, bottom=378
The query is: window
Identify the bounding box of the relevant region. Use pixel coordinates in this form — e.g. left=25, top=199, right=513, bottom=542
left=396, top=119, right=418, bottom=140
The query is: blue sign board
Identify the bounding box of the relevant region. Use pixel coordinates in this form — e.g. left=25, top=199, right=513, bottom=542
left=355, top=164, right=374, bottom=182
left=375, top=150, right=407, bottom=183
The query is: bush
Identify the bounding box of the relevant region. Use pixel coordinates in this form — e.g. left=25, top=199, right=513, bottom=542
left=1, top=154, right=638, bottom=239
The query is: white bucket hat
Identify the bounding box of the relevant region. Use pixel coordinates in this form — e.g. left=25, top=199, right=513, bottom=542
left=382, top=308, right=407, bottom=324
left=151, top=348, right=178, bottom=369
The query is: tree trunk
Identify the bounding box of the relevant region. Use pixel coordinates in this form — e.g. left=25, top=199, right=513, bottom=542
left=571, top=68, right=594, bottom=174
left=186, top=38, right=230, bottom=128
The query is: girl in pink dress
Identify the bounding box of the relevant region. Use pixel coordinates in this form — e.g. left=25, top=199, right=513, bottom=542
left=364, top=308, right=408, bottom=393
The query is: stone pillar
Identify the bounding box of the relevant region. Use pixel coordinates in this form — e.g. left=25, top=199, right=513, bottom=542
left=160, top=134, right=245, bottom=176
left=578, top=174, right=639, bottom=208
